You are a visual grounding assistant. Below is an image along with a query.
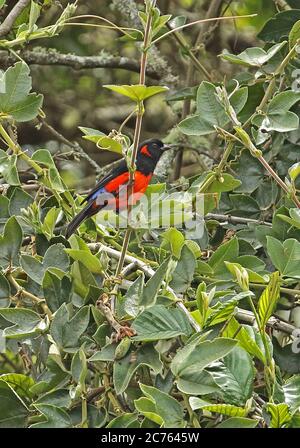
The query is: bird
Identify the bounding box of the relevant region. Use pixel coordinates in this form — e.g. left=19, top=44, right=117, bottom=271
left=65, top=138, right=171, bottom=239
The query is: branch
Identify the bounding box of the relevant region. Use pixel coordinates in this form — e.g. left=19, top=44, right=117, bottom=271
left=236, top=308, right=297, bottom=335
left=205, top=213, right=272, bottom=227
left=0, top=49, right=161, bottom=79
left=38, top=118, right=102, bottom=176
left=0, top=0, right=30, bottom=38
left=89, top=242, right=201, bottom=332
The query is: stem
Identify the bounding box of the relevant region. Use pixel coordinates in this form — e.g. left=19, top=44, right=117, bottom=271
left=81, top=384, right=88, bottom=428
left=7, top=273, right=52, bottom=318
left=258, top=154, right=300, bottom=208
left=0, top=123, right=43, bottom=176
left=114, top=2, right=155, bottom=279
left=151, top=14, right=257, bottom=46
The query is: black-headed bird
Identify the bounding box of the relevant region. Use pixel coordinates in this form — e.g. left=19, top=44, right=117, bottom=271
left=66, top=138, right=170, bottom=238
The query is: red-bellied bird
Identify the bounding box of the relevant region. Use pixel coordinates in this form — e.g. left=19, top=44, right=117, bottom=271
left=66, top=138, right=171, bottom=239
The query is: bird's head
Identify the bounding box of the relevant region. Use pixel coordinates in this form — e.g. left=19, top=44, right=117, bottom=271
left=137, top=138, right=171, bottom=166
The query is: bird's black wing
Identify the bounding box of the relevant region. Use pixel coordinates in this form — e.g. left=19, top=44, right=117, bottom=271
left=81, top=159, right=128, bottom=204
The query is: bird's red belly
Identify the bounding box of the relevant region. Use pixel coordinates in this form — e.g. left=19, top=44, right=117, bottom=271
left=103, top=171, right=152, bottom=210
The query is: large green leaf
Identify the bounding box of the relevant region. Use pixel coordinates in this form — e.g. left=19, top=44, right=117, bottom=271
left=267, top=237, right=300, bottom=278
left=211, top=346, right=255, bottom=406
left=189, top=397, right=247, bottom=417
left=208, top=237, right=239, bottom=275
left=283, top=376, right=300, bottom=414
left=132, top=305, right=192, bottom=341
left=21, top=243, right=70, bottom=285
left=104, top=84, right=168, bottom=102
left=42, top=271, right=72, bottom=313
left=0, top=150, right=20, bottom=186
left=217, top=417, right=258, bottom=428
left=258, top=10, right=300, bottom=42
left=258, top=271, right=280, bottom=328
left=0, top=271, right=10, bottom=308
left=50, top=304, right=90, bottom=351
left=0, top=307, right=44, bottom=339
left=221, top=42, right=286, bottom=67
left=135, top=383, right=185, bottom=428
left=0, top=216, right=23, bottom=267
left=30, top=404, right=72, bottom=428
left=266, top=403, right=291, bottom=428
left=0, top=380, right=29, bottom=428
left=0, top=62, right=43, bottom=122
left=0, top=374, right=35, bottom=399
left=171, top=338, right=237, bottom=395
left=170, top=246, right=196, bottom=293
left=113, top=344, right=162, bottom=394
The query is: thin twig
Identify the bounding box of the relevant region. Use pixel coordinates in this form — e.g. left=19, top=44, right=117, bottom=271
left=0, top=0, right=30, bottom=38
left=205, top=213, right=272, bottom=227
left=0, top=49, right=161, bottom=79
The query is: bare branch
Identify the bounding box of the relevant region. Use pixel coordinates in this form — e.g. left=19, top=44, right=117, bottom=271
left=0, top=0, right=30, bottom=38
left=0, top=49, right=161, bottom=79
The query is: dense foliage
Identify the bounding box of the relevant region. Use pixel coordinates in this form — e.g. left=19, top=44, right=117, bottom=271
left=1, top=0, right=300, bottom=429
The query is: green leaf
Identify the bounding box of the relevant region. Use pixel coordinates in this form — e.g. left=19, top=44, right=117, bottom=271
left=267, top=403, right=291, bottom=428
left=34, top=389, right=71, bottom=409
left=289, top=19, right=300, bottom=48
left=137, top=383, right=185, bottom=428
left=0, top=307, right=44, bottom=339
left=132, top=305, right=192, bottom=341
left=283, top=376, right=300, bottom=414
left=50, top=304, right=90, bottom=351
left=103, top=84, right=168, bottom=102
left=160, top=227, right=185, bottom=259
left=0, top=216, right=22, bottom=267
left=268, top=91, right=300, bottom=114
left=66, top=249, right=103, bottom=274
left=217, top=417, right=258, bottom=428
left=170, top=246, right=196, bottom=293
left=125, top=259, right=169, bottom=317
left=0, top=373, right=34, bottom=399
left=113, top=344, right=162, bottom=394
left=31, top=404, right=72, bottom=428
left=31, top=149, right=65, bottom=192
left=211, top=346, right=255, bottom=406
left=21, top=243, right=70, bottom=285
left=0, top=151, right=20, bottom=185
left=289, top=162, right=300, bottom=182
left=205, top=173, right=242, bottom=194
left=258, top=271, right=280, bottom=328
left=0, top=271, right=10, bottom=308
left=258, top=10, right=300, bottom=42
left=267, top=237, right=300, bottom=278
left=43, top=271, right=72, bottom=313
left=220, top=42, right=286, bottom=67
left=71, top=348, right=87, bottom=386
left=9, top=187, right=33, bottom=216
left=124, top=274, right=144, bottom=318
left=178, top=81, right=228, bottom=136
left=79, top=127, right=123, bottom=154
left=223, top=317, right=265, bottom=363
left=171, top=338, right=237, bottom=395
left=0, top=62, right=43, bottom=122
left=0, top=380, right=29, bottom=428
left=208, top=237, right=239, bottom=275
left=134, top=397, right=162, bottom=425
left=42, top=207, right=60, bottom=240
left=189, top=398, right=247, bottom=417
left=107, top=413, right=139, bottom=428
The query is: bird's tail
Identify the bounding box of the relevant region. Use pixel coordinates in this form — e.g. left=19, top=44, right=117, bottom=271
left=66, top=202, right=97, bottom=239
